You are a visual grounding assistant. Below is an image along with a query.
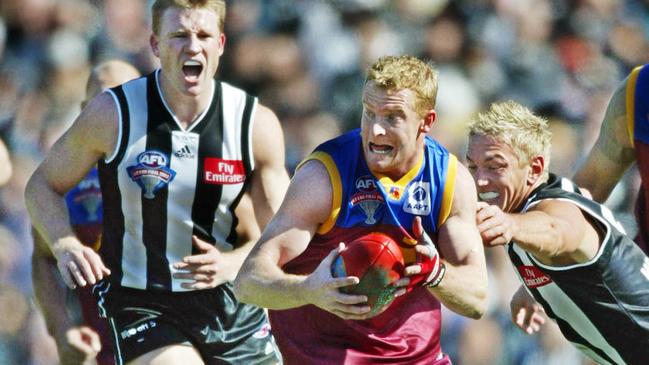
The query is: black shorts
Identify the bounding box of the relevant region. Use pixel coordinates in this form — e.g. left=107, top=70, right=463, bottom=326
left=94, top=281, right=280, bottom=365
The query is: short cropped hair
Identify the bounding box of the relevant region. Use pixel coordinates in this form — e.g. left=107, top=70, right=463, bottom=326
left=151, top=0, right=226, bottom=35
left=468, top=101, right=552, bottom=177
left=365, top=55, right=438, bottom=118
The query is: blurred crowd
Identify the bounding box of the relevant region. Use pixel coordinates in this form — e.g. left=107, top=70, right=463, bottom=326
left=0, top=0, right=648, bottom=364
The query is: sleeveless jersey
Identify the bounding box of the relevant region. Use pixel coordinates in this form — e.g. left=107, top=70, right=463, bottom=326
left=65, top=167, right=102, bottom=250
left=98, top=70, right=256, bottom=292
left=627, top=64, right=649, bottom=254
left=269, top=129, right=457, bottom=365
left=507, top=174, right=649, bottom=365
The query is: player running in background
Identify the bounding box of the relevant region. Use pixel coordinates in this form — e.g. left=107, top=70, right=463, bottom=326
left=25, top=0, right=289, bottom=364
left=574, top=65, right=649, bottom=254
left=467, top=101, right=649, bottom=365
left=235, top=55, right=488, bottom=365
left=32, top=59, right=140, bottom=365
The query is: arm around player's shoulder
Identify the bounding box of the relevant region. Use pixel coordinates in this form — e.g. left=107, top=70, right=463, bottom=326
left=249, top=103, right=290, bottom=229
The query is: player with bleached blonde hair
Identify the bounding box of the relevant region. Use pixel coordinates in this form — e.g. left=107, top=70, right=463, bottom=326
left=467, top=101, right=649, bottom=365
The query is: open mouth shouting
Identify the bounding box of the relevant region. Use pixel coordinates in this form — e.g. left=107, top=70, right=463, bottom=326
left=369, top=142, right=394, bottom=155
left=478, top=191, right=499, bottom=202
left=182, top=60, right=203, bottom=81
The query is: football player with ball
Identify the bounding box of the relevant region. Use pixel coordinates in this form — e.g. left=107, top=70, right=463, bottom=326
left=235, top=55, right=488, bottom=364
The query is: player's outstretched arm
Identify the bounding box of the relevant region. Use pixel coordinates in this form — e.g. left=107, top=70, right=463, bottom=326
left=25, top=92, right=115, bottom=289
left=574, top=76, right=635, bottom=202
left=234, top=160, right=371, bottom=320
left=480, top=198, right=598, bottom=264
left=429, top=164, right=488, bottom=319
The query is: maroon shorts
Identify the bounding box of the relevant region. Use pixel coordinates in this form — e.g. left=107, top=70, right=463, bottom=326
left=77, top=285, right=115, bottom=365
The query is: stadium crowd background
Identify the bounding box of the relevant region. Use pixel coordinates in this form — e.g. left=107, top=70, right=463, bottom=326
left=0, top=0, right=648, bottom=364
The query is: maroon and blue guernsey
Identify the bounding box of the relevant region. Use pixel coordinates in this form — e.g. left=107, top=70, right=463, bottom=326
left=65, top=167, right=103, bottom=249
left=269, top=129, right=457, bottom=364
left=628, top=64, right=649, bottom=254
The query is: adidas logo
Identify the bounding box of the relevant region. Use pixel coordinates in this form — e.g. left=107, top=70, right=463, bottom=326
left=174, top=145, right=195, bottom=159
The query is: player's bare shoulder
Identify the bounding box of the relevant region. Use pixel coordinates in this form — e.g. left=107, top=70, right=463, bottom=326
left=286, top=159, right=332, bottom=223
left=74, top=91, right=121, bottom=160
left=450, top=162, right=478, bottom=218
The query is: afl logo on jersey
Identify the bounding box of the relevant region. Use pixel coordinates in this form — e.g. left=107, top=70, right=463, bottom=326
left=355, top=175, right=377, bottom=192
left=351, top=175, right=384, bottom=225
left=127, top=151, right=176, bottom=199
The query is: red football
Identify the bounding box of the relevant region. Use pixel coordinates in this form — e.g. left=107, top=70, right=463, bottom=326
left=331, top=232, right=405, bottom=314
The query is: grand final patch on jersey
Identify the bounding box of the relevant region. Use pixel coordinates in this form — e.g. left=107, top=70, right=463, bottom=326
left=403, top=182, right=431, bottom=215
left=204, top=158, right=246, bottom=185
left=518, top=265, right=553, bottom=288
left=72, top=175, right=102, bottom=220
left=127, top=151, right=176, bottom=199
left=351, top=175, right=385, bottom=224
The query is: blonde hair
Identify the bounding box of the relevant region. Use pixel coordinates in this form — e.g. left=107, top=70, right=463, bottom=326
left=82, top=60, right=141, bottom=108
left=468, top=101, right=552, bottom=176
left=365, top=55, right=438, bottom=117
left=151, top=0, right=226, bottom=35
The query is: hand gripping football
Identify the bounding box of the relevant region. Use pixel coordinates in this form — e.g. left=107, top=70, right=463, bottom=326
left=331, top=232, right=405, bottom=315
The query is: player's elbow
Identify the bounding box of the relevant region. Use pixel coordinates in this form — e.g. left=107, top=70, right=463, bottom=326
left=467, top=299, right=487, bottom=319
left=232, top=273, right=250, bottom=302
left=464, top=280, right=489, bottom=319
left=233, top=269, right=258, bottom=305
left=465, top=289, right=488, bottom=319
left=444, top=287, right=487, bottom=319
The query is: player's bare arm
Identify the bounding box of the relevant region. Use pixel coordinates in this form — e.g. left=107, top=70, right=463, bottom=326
left=478, top=199, right=599, bottom=265
left=249, top=103, right=291, bottom=228
left=234, top=194, right=261, bottom=243
left=427, top=164, right=487, bottom=319
left=235, top=160, right=371, bottom=319
left=25, top=92, right=117, bottom=288
left=574, top=78, right=636, bottom=202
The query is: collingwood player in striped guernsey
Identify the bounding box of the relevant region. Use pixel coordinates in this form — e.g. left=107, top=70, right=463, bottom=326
left=466, top=101, right=649, bottom=365
left=25, top=1, right=289, bottom=364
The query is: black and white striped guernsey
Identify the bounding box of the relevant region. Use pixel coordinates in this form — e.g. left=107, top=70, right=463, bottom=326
left=507, top=174, right=649, bottom=365
left=98, top=70, right=256, bottom=292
